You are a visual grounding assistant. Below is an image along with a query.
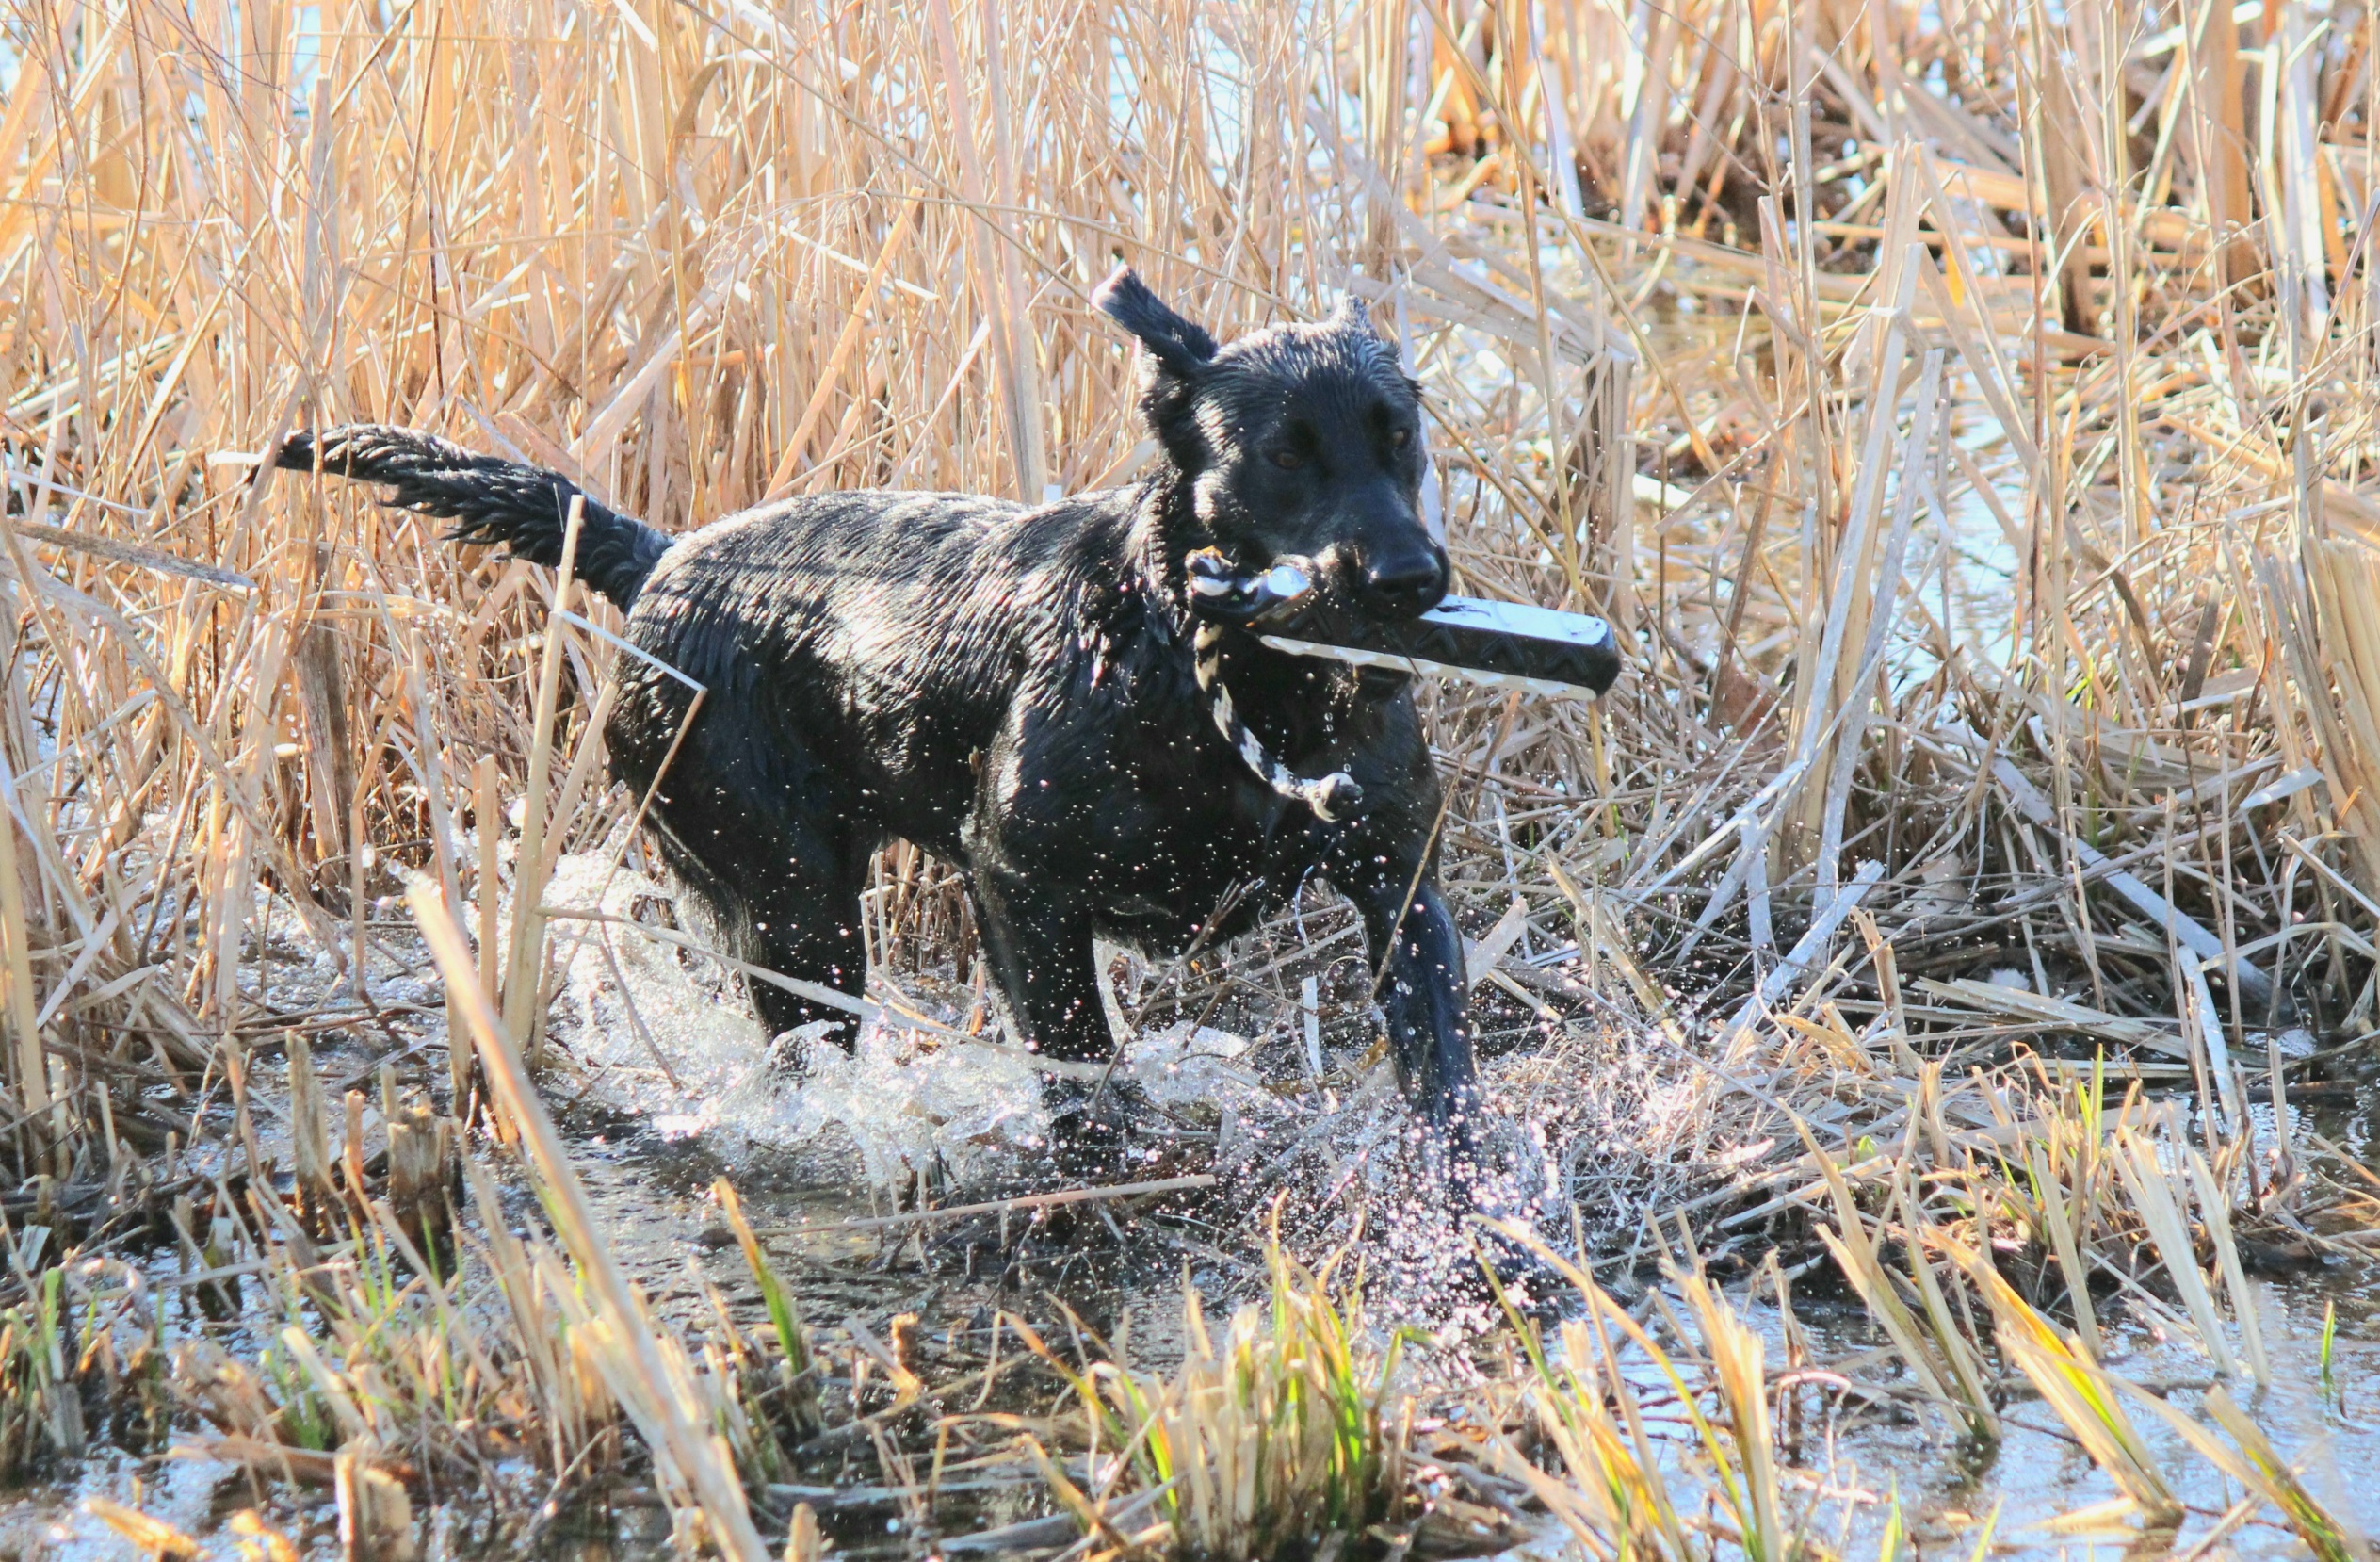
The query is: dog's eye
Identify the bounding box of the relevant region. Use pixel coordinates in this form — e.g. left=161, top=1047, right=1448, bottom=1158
left=1389, top=427, right=1413, bottom=450
left=1268, top=447, right=1305, bottom=470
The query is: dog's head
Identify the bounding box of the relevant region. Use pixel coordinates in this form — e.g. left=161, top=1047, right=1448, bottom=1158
left=1094, top=266, right=1448, bottom=621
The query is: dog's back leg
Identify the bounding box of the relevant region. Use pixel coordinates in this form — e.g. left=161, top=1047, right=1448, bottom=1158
left=711, top=807, right=871, bottom=1050
left=623, top=709, right=876, bottom=1055
left=742, top=878, right=869, bottom=1048
left=970, top=878, right=1138, bottom=1156
left=638, top=807, right=869, bottom=1050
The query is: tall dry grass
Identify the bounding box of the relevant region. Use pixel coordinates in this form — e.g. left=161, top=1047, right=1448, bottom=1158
left=6, top=0, right=2378, bottom=1154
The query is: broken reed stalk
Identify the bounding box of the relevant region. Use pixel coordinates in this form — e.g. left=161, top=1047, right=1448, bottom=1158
left=506, top=499, right=585, bottom=1072
left=762, top=1173, right=1217, bottom=1237
left=0, top=743, right=49, bottom=1153
left=286, top=1033, right=334, bottom=1216
left=407, top=877, right=768, bottom=1562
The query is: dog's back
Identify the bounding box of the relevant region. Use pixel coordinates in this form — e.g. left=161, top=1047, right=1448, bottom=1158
left=265, top=425, right=1203, bottom=871
left=611, top=488, right=1162, bottom=862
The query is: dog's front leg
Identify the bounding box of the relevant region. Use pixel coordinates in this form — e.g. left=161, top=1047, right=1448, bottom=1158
left=970, top=874, right=1139, bottom=1161
left=1346, top=868, right=1481, bottom=1138
left=968, top=875, right=1114, bottom=1064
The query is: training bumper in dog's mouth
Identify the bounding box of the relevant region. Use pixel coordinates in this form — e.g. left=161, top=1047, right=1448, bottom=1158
left=1184, top=548, right=1366, bottom=821
left=1188, top=550, right=1625, bottom=699
left=1267, top=594, right=1623, bottom=699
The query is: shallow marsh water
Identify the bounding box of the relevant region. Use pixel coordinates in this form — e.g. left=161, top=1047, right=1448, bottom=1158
left=584, top=1066, right=2380, bottom=1561
left=3, top=857, right=2376, bottom=1562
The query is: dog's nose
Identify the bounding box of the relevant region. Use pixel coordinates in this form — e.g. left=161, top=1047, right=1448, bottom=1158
left=1362, top=549, right=1449, bottom=617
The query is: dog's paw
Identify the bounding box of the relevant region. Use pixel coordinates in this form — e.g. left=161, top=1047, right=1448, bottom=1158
left=1039, top=1074, right=1155, bottom=1177
left=758, top=1022, right=847, bottom=1085
left=1469, top=1224, right=1572, bottom=1318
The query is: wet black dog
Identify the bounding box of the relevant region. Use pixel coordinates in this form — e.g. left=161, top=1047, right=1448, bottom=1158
left=274, top=268, right=1480, bottom=1141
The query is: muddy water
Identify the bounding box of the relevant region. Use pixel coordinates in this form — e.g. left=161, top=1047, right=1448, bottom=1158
left=524, top=833, right=2380, bottom=1558
left=602, top=1067, right=2380, bottom=1557
left=525, top=1033, right=2380, bottom=1559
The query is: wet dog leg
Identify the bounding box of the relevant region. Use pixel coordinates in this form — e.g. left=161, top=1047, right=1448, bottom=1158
left=968, top=876, right=1137, bottom=1158
left=742, top=876, right=869, bottom=1057
left=1347, top=870, right=1480, bottom=1142
left=969, top=875, right=1110, bottom=1063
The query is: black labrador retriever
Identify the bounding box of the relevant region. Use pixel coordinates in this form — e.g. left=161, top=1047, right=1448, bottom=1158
left=274, top=268, right=1481, bottom=1144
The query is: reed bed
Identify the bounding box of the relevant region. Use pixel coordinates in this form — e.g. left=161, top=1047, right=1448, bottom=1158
left=6, top=0, right=2380, bottom=1553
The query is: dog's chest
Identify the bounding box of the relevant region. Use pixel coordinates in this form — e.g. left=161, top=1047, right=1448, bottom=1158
left=984, top=652, right=1341, bottom=945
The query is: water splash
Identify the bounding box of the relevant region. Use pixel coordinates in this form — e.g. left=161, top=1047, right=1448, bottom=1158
left=526, top=849, right=1627, bottom=1294
left=536, top=852, right=1048, bottom=1184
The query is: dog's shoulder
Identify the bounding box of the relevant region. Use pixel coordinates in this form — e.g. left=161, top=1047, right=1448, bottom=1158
left=1030, top=493, right=1191, bottom=641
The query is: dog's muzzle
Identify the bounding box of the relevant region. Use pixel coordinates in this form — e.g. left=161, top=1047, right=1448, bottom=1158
left=1359, top=547, right=1450, bottom=618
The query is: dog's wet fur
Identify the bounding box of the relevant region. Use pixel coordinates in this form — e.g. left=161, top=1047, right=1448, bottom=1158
left=274, top=268, right=1481, bottom=1144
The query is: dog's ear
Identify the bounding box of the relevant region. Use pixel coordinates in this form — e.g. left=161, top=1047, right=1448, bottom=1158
left=1093, top=266, right=1218, bottom=374
left=1328, top=292, right=1378, bottom=336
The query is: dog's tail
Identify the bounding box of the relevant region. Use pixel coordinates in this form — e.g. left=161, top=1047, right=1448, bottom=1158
left=270, top=425, right=672, bottom=610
